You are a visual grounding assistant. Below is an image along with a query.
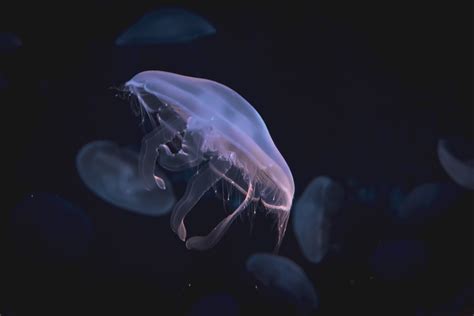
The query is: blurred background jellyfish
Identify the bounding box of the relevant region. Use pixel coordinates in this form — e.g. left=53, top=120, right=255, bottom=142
left=437, top=138, right=474, bottom=190
left=76, top=140, right=176, bottom=216
left=115, top=8, right=216, bottom=46
left=8, top=192, right=93, bottom=263
left=394, top=182, right=460, bottom=224
left=124, top=70, right=294, bottom=251
left=293, top=176, right=344, bottom=263
left=246, top=253, right=318, bottom=314
left=0, top=32, right=22, bottom=52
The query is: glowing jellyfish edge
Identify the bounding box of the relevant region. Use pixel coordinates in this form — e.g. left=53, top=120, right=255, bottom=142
left=124, top=70, right=295, bottom=251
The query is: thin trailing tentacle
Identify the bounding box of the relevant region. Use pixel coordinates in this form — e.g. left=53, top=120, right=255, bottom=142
left=273, top=210, right=290, bottom=254
left=209, top=164, right=260, bottom=203
left=170, top=158, right=231, bottom=241
left=138, top=118, right=182, bottom=190
left=185, top=181, right=255, bottom=250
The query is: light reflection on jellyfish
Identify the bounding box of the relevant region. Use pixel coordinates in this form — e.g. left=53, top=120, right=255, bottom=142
left=76, top=140, right=176, bottom=216
left=123, top=70, right=295, bottom=251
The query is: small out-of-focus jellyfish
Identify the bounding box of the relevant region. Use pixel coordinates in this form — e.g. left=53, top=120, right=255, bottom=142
left=293, top=176, right=344, bottom=263
left=76, top=140, right=176, bottom=216
left=438, top=138, right=474, bottom=190
left=115, top=8, right=216, bottom=46
left=9, top=192, right=93, bottom=262
left=188, top=293, right=239, bottom=316
left=123, top=70, right=294, bottom=251
left=246, top=253, right=319, bottom=314
left=0, top=32, right=22, bottom=52
left=370, top=240, right=426, bottom=281
left=395, top=182, right=460, bottom=224
left=0, top=32, right=23, bottom=52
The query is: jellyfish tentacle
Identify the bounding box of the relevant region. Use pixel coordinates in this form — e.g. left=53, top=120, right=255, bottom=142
left=170, top=158, right=231, bottom=241
left=185, top=181, right=255, bottom=250
left=209, top=165, right=260, bottom=202
left=139, top=118, right=183, bottom=190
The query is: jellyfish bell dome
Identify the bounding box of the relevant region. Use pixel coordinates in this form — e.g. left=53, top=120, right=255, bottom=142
left=124, top=70, right=295, bottom=251
left=76, top=140, right=175, bottom=216
left=246, top=253, right=319, bottom=313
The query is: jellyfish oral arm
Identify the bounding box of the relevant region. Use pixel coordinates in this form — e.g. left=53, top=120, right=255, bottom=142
left=185, top=181, right=255, bottom=250
left=139, top=118, right=182, bottom=190
left=170, top=157, right=232, bottom=241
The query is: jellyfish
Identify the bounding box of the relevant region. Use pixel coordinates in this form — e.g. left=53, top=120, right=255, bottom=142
left=437, top=138, right=474, bottom=190
left=395, top=182, right=460, bottom=224
left=76, top=140, right=176, bottom=216
left=123, top=70, right=295, bottom=251
left=293, top=176, right=344, bottom=263
left=246, top=253, right=319, bottom=314
left=115, top=8, right=216, bottom=46
left=0, top=32, right=22, bottom=52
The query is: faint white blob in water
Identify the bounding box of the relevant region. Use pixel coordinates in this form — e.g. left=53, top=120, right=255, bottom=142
left=0, top=32, right=22, bottom=51
left=10, top=192, right=93, bottom=262
left=188, top=293, right=239, bottom=316
left=293, top=176, right=344, bottom=264
left=370, top=240, right=426, bottom=281
left=246, top=253, right=319, bottom=314
left=395, top=182, right=460, bottom=224
left=438, top=139, right=474, bottom=190
left=76, top=140, right=176, bottom=216
left=115, top=8, right=216, bottom=46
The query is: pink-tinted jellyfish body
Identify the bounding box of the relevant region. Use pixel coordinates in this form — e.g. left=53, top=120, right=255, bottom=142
left=124, top=70, right=294, bottom=251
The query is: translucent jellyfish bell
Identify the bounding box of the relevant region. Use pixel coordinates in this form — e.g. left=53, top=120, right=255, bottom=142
left=76, top=140, right=176, bottom=216
left=437, top=138, right=474, bottom=190
left=124, top=70, right=295, bottom=251
left=293, top=176, right=344, bottom=263
left=395, top=182, right=460, bottom=224
left=115, top=8, right=216, bottom=46
left=246, top=253, right=319, bottom=314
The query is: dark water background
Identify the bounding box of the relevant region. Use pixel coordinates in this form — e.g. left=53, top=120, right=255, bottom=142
left=1, top=2, right=472, bottom=315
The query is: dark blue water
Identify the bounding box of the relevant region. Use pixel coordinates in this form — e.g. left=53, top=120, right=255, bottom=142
left=1, top=3, right=471, bottom=316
